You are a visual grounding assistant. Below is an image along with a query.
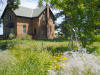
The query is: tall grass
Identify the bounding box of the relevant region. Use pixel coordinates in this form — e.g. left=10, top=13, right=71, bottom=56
left=0, top=50, right=53, bottom=75
left=0, top=39, right=67, bottom=75
left=0, top=38, right=100, bottom=75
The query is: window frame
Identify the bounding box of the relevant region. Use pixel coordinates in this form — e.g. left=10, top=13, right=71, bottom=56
left=0, top=24, right=1, bottom=27
left=10, top=28, right=14, bottom=34
left=42, top=25, right=47, bottom=35
left=23, top=25, right=26, bottom=34
left=50, top=25, right=52, bottom=33
left=33, top=27, right=36, bottom=35
left=43, top=14, right=46, bottom=21
left=8, top=13, right=11, bottom=21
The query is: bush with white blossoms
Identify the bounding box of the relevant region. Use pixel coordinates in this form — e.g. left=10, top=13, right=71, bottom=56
left=49, top=48, right=100, bottom=75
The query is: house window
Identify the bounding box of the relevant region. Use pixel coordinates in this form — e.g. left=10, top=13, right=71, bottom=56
left=0, top=24, right=1, bottom=27
left=50, top=25, right=52, bottom=33
left=8, top=13, right=11, bottom=21
left=0, top=19, right=3, bottom=27
left=42, top=25, right=47, bottom=35
left=33, top=27, right=36, bottom=35
left=10, top=28, right=14, bottom=34
left=43, top=14, right=46, bottom=21
left=0, top=20, right=1, bottom=26
left=23, top=25, right=26, bottom=34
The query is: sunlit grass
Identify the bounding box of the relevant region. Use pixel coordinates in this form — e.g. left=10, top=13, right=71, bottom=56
left=0, top=37, right=100, bottom=75
left=0, top=39, right=67, bottom=75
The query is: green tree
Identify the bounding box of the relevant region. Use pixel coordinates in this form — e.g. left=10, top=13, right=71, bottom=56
left=0, top=0, right=20, bottom=9
left=43, top=0, right=98, bottom=48
left=38, top=0, right=44, bottom=7
left=7, top=0, right=20, bottom=9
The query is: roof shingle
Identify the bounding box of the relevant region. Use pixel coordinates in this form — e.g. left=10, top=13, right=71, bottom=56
left=13, top=6, right=46, bottom=18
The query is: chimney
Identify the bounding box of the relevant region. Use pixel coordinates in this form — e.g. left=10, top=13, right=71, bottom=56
left=46, top=3, right=50, bottom=39
left=46, top=3, right=49, bottom=20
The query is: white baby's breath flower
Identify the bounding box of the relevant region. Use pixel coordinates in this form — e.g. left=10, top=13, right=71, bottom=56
left=49, top=49, right=100, bottom=75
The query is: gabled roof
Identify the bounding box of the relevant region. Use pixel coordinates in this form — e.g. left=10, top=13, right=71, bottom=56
left=1, top=5, right=55, bottom=20
left=13, top=6, right=46, bottom=18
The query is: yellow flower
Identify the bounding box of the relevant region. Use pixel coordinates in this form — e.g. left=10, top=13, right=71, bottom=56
left=61, top=63, right=65, bottom=68
left=55, top=64, right=60, bottom=69
left=54, top=59, right=58, bottom=63
left=55, top=56, right=60, bottom=59
left=84, top=66, right=88, bottom=70
left=50, top=66, right=55, bottom=70
left=61, top=56, right=68, bottom=60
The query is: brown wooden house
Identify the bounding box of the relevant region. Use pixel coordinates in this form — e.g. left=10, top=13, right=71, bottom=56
left=2, top=4, right=55, bottom=39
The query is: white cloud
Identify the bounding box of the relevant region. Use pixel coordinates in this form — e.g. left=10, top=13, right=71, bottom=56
left=51, top=9, right=64, bottom=25
left=20, top=0, right=38, bottom=9
left=51, top=9, right=60, bottom=15
left=56, top=16, right=65, bottom=25
left=0, top=0, right=7, bottom=11
left=0, top=0, right=7, bottom=17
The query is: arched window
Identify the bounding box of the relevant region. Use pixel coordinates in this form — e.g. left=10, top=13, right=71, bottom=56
left=50, top=25, right=52, bottom=33
left=42, top=14, right=46, bottom=21
left=8, top=13, right=11, bottom=21
left=0, top=21, right=1, bottom=27
left=33, top=27, right=36, bottom=35
left=10, top=28, right=14, bottom=34
left=42, top=25, right=47, bottom=35
left=23, top=25, right=26, bottom=34
left=0, top=19, right=3, bottom=28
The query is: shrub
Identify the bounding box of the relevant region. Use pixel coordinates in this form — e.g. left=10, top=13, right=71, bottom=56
left=21, top=35, right=32, bottom=40
left=9, top=33, right=15, bottom=39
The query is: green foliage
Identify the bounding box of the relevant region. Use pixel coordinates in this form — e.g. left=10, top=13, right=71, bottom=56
left=7, top=0, right=20, bottom=10
left=38, top=0, right=44, bottom=7
left=20, top=35, right=32, bottom=40
left=0, top=39, right=68, bottom=75
left=0, top=50, right=53, bottom=75
left=95, top=29, right=100, bottom=35
left=0, top=39, right=100, bottom=75
left=9, top=33, right=15, bottom=39
left=43, top=0, right=99, bottom=48
left=86, top=35, right=100, bottom=55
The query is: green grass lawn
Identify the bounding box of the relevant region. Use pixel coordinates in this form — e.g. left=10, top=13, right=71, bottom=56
left=0, top=37, right=100, bottom=75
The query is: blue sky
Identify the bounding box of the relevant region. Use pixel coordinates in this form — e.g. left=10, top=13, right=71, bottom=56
left=20, top=0, right=39, bottom=9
